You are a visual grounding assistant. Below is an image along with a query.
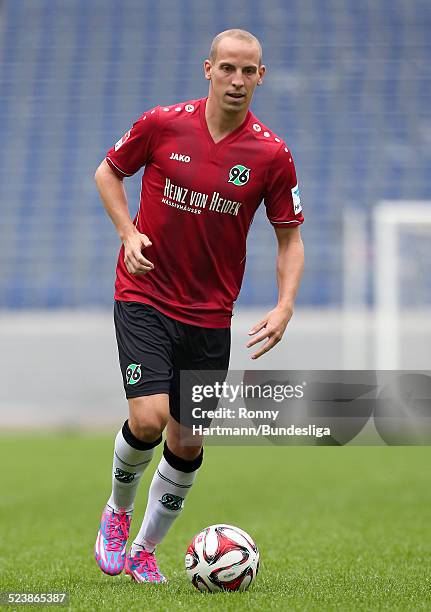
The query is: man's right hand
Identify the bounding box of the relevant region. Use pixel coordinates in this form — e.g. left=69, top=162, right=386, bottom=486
left=123, top=229, right=154, bottom=275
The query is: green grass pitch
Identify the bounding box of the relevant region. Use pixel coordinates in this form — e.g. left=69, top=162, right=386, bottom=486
left=0, top=434, right=430, bottom=611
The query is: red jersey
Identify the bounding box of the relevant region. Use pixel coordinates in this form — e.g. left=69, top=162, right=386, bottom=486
left=106, top=97, right=304, bottom=328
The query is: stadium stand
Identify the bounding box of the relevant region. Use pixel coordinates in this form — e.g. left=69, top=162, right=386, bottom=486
left=0, top=0, right=430, bottom=308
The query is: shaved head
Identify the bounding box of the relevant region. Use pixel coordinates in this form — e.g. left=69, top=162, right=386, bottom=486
left=204, top=29, right=266, bottom=120
left=209, top=29, right=263, bottom=66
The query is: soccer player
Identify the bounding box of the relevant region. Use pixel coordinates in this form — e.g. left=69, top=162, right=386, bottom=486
left=94, top=29, right=304, bottom=583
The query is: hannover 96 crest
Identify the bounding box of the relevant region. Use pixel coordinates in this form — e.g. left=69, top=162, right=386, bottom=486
left=160, top=493, right=184, bottom=511
left=114, top=468, right=136, bottom=483
left=126, top=363, right=142, bottom=385
left=228, top=164, right=251, bottom=186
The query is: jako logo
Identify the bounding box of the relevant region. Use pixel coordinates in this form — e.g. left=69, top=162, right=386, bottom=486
left=170, top=153, right=191, bottom=163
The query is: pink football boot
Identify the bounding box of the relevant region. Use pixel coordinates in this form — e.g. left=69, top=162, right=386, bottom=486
left=94, top=506, right=131, bottom=575
left=125, top=548, right=167, bottom=583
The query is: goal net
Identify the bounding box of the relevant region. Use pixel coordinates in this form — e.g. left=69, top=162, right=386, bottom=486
left=374, top=201, right=431, bottom=369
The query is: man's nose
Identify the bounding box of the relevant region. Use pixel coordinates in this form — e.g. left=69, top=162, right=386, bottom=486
left=231, top=70, right=244, bottom=87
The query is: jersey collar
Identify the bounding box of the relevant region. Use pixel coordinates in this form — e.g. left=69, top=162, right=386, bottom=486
left=199, top=97, right=251, bottom=149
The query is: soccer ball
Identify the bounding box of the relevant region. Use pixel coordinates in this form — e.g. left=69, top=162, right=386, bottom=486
left=185, top=524, right=259, bottom=592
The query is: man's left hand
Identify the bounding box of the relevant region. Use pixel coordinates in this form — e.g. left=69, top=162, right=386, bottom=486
left=246, top=306, right=293, bottom=360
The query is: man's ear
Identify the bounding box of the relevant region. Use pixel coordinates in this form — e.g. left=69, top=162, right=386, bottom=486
left=257, top=64, right=266, bottom=86
left=204, top=59, right=212, bottom=81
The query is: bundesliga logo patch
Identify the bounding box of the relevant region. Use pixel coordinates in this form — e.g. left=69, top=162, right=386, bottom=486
left=291, top=184, right=302, bottom=214
left=114, top=129, right=131, bottom=151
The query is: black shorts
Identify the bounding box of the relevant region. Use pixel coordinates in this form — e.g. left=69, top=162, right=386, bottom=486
left=114, top=301, right=231, bottom=426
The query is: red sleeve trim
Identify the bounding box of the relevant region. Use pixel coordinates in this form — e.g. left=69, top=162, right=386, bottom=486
left=106, top=156, right=132, bottom=177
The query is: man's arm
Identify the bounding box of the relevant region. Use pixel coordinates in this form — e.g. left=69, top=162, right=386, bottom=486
left=94, top=159, right=154, bottom=275
left=246, top=225, right=304, bottom=359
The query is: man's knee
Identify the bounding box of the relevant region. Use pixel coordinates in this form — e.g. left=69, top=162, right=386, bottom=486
left=128, top=416, right=163, bottom=442
left=128, top=395, right=169, bottom=442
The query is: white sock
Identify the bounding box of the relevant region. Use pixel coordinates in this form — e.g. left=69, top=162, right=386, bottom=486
left=107, top=420, right=161, bottom=514
left=131, top=445, right=202, bottom=554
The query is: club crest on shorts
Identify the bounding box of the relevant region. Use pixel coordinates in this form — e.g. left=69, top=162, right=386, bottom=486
left=228, top=164, right=251, bottom=186
left=126, top=363, right=142, bottom=385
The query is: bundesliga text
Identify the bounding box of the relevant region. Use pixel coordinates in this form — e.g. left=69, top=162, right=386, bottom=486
left=192, top=424, right=331, bottom=438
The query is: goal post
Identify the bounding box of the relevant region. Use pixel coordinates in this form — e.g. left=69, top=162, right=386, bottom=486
left=374, top=201, right=431, bottom=369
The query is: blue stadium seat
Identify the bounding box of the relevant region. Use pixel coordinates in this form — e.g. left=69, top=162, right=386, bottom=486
left=0, top=0, right=430, bottom=307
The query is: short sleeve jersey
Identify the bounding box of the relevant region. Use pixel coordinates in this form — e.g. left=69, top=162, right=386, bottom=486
left=106, top=98, right=304, bottom=328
